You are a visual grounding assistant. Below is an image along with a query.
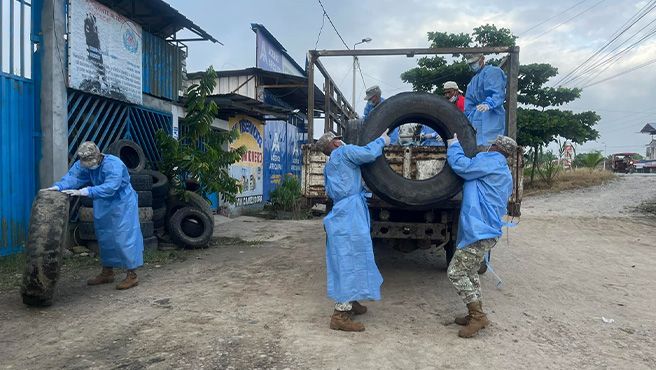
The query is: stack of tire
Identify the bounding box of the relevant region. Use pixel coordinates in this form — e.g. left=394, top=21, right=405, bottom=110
left=77, top=140, right=163, bottom=251
left=165, top=190, right=214, bottom=249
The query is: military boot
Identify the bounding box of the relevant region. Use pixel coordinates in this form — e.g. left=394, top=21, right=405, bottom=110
left=87, top=267, right=114, bottom=285
left=116, top=270, right=139, bottom=290
left=330, top=310, right=365, bottom=332
left=455, top=301, right=484, bottom=325
left=458, top=301, right=490, bottom=338
left=349, top=301, right=368, bottom=315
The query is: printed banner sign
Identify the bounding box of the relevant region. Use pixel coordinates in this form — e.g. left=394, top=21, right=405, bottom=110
left=68, top=0, right=143, bottom=104
left=229, top=115, right=264, bottom=207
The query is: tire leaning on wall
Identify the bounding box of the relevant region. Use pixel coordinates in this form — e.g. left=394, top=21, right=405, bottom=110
left=78, top=206, right=153, bottom=223
left=21, top=191, right=70, bottom=307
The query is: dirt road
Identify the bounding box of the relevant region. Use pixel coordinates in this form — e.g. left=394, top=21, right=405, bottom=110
left=1, top=174, right=655, bottom=369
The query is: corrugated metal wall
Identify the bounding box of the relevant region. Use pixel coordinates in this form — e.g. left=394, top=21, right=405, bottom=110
left=0, top=75, right=37, bottom=256
left=0, top=0, right=39, bottom=256
left=142, top=31, right=183, bottom=101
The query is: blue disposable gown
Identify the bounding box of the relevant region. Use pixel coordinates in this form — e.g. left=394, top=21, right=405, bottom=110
left=420, top=126, right=444, bottom=146
left=465, top=65, right=507, bottom=145
left=323, top=138, right=386, bottom=303
left=447, top=142, right=512, bottom=249
left=362, top=97, right=385, bottom=119
left=55, top=155, right=143, bottom=269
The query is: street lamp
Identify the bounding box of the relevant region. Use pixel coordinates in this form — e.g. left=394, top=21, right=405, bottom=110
left=352, top=38, right=372, bottom=110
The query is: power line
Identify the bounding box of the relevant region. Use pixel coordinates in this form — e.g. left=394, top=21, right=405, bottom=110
left=525, top=0, right=606, bottom=43
left=580, top=57, right=656, bottom=88
left=316, top=0, right=350, bottom=50
left=517, top=0, right=589, bottom=36
left=314, top=13, right=326, bottom=50
left=554, top=0, right=656, bottom=86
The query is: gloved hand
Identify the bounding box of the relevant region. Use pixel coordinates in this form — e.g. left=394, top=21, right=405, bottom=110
left=380, top=129, right=391, bottom=146
left=447, top=134, right=458, bottom=146
left=40, top=186, right=59, bottom=192
left=62, top=187, right=89, bottom=197
left=476, top=103, right=490, bottom=112
left=422, top=132, right=437, bottom=139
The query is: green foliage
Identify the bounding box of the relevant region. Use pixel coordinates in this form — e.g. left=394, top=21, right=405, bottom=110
left=536, top=151, right=561, bottom=187
left=269, top=175, right=302, bottom=212
left=402, top=24, right=601, bottom=184
left=574, top=151, right=605, bottom=171
left=157, top=66, right=246, bottom=203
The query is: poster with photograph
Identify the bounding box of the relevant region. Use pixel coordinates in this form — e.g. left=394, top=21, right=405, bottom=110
left=229, top=115, right=264, bottom=207
left=68, top=0, right=142, bottom=104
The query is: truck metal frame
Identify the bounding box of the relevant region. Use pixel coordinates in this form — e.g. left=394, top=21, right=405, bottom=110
left=303, top=46, right=522, bottom=262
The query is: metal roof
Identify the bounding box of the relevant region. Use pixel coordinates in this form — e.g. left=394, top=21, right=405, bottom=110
left=95, top=0, right=221, bottom=44
left=207, top=93, right=293, bottom=120
left=640, top=123, right=656, bottom=135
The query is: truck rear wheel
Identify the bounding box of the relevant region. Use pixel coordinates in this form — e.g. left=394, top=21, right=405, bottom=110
left=359, top=92, right=477, bottom=208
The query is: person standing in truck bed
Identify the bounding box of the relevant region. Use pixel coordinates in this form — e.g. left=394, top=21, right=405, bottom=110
left=316, top=129, right=391, bottom=332
left=445, top=134, right=516, bottom=338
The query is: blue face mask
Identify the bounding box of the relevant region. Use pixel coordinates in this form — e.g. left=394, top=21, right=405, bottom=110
left=469, top=61, right=481, bottom=73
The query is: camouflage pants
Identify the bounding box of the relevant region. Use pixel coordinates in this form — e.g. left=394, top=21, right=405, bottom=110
left=447, top=238, right=497, bottom=305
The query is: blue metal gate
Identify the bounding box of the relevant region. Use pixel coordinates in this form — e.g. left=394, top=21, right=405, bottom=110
left=0, top=0, right=40, bottom=256
left=66, top=90, right=172, bottom=167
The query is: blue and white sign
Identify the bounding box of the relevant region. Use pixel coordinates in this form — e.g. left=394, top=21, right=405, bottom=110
left=255, top=29, right=304, bottom=78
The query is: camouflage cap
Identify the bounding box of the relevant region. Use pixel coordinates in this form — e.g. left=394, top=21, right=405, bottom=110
left=364, top=85, right=382, bottom=101
left=493, top=135, right=517, bottom=155
left=465, top=53, right=484, bottom=64
left=77, top=141, right=102, bottom=167
left=315, top=132, right=342, bottom=155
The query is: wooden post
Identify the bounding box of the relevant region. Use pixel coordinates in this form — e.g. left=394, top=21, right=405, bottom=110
left=324, top=79, right=331, bottom=133
left=507, top=46, right=520, bottom=140
left=307, top=52, right=315, bottom=141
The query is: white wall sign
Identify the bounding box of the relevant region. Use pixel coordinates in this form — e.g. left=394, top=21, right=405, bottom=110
left=68, top=0, right=143, bottom=104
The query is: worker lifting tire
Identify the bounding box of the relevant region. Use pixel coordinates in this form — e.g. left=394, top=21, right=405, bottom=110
left=358, top=92, right=477, bottom=208
left=21, top=191, right=70, bottom=307
left=108, top=139, right=147, bottom=174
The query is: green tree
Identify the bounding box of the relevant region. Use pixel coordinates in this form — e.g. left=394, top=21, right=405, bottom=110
left=157, top=66, right=246, bottom=203
left=574, top=151, right=605, bottom=171
left=401, top=24, right=600, bottom=183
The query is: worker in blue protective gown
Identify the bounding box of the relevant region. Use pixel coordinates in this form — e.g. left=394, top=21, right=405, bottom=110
left=47, top=141, right=143, bottom=290
left=445, top=134, right=515, bottom=338
left=316, top=129, right=391, bottom=332
left=464, top=54, right=507, bottom=146
left=419, top=125, right=444, bottom=146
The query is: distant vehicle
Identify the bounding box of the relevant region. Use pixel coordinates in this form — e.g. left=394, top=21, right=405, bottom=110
left=611, top=152, right=639, bottom=173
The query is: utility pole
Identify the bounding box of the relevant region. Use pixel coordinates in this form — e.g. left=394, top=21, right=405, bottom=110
left=352, top=38, right=371, bottom=111
left=39, top=0, right=68, bottom=187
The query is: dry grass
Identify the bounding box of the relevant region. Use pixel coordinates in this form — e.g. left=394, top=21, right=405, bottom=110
left=525, top=169, right=616, bottom=196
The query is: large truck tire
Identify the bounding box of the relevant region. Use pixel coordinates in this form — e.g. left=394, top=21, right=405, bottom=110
left=78, top=206, right=153, bottom=222
left=130, top=173, right=153, bottom=191
left=141, top=170, right=169, bottom=199
left=359, top=92, right=477, bottom=208
left=21, top=191, right=70, bottom=307
left=168, top=207, right=214, bottom=248
left=78, top=221, right=154, bottom=240
left=166, top=190, right=213, bottom=222
left=108, top=139, right=147, bottom=173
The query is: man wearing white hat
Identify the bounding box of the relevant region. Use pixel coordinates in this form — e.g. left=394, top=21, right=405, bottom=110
left=463, top=54, right=507, bottom=146
left=362, top=85, right=384, bottom=119
left=443, top=81, right=465, bottom=112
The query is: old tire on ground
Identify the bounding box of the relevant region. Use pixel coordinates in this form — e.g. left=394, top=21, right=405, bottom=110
left=143, top=236, right=158, bottom=251
left=21, top=191, right=70, bottom=307
left=78, top=221, right=154, bottom=240
left=81, top=190, right=150, bottom=207
left=152, top=206, right=166, bottom=228
left=168, top=207, right=214, bottom=248
left=359, top=92, right=477, bottom=208
left=78, top=206, right=153, bottom=222
left=130, top=173, right=153, bottom=191
left=166, top=190, right=213, bottom=222
left=137, top=191, right=152, bottom=207
left=108, top=139, right=147, bottom=173
left=141, top=170, right=169, bottom=199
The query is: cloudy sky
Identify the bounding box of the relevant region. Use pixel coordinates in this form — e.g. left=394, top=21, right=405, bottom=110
left=169, top=0, right=656, bottom=155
